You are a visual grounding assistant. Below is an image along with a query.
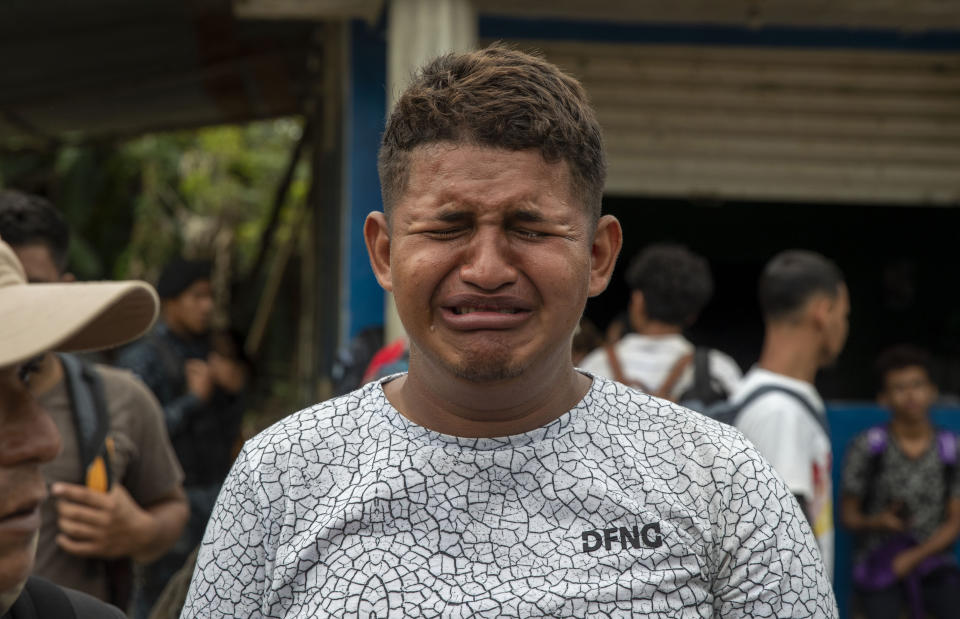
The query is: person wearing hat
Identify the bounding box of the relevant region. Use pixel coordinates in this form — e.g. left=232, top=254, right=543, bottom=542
left=0, top=190, right=188, bottom=611
left=115, top=257, right=246, bottom=618
left=0, top=236, right=158, bottom=618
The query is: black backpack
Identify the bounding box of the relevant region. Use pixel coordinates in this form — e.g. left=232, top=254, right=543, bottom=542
left=702, top=383, right=829, bottom=437
left=606, top=345, right=731, bottom=412
left=676, top=348, right=735, bottom=412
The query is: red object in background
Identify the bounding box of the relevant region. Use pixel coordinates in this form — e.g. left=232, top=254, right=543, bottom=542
left=362, top=338, right=408, bottom=383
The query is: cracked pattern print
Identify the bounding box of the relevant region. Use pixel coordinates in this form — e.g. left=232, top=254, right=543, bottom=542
left=182, top=375, right=837, bottom=618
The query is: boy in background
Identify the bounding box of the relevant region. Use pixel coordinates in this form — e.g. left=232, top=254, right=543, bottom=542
left=841, top=345, right=960, bottom=619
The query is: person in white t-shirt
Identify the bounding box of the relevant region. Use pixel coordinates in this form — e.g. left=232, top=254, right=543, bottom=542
left=733, top=250, right=850, bottom=577
left=182, top=46, right=837, bottom=618
left=580, top=244, right=741, bottom=405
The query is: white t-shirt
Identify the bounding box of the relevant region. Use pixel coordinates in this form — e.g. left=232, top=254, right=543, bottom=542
left=732, top=367, right=834, bottom=577
left=182, top=374, right=836, bottom=618
left=578, top=334, right=742, bottom=400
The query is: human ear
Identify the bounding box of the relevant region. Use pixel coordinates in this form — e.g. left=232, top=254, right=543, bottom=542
left=364, top=212, right=393, bottom=292
left=808, top=295, right=831, bottom=330
left=588, top=215, right=623, bottom=297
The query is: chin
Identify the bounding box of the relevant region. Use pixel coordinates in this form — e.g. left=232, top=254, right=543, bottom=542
left=438, top=346, right=527, bottom=383
left=0, top=553, right=33, bottom=599
left=450, top=359, right=525, bottom=382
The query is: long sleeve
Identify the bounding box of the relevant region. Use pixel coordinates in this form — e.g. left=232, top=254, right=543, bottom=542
left=115, top=341, right=202, bottom=437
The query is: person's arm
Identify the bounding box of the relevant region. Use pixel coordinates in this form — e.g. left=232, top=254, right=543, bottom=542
left=711, top=437, right=837, bottom=618
left=181, top=447, right=268, bottom=618
left=52, top=482, right=188, bottom=562
left=133, top=487, right=190, bottom=563
left=840, top=494, right=905, bottom=533
left=891, top=497, right=960, bottom=577
left=116, top=345, right=211, bottom=436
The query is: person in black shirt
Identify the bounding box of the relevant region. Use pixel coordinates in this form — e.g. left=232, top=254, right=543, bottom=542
left=115, top=258, right=246, bottom=618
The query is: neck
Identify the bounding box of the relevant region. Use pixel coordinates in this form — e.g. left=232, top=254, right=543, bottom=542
left=160, top=311, right=190, bottom=339
left=636, top=320, right=683, bottom=337
left=757, top=324, right=821, bottom=384
left=890, top=415, right=933, bottom=440
left=385, top=347, right=591, bottom=438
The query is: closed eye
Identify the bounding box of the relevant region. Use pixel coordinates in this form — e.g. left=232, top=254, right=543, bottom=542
left=17, top=355, right=43, bottom=387
left=423, top=227, right=467, bottom=239
left=512, top=228, right=548, bottom=240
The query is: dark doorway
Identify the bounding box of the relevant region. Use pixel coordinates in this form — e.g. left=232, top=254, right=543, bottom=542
left=586, top=196, right=960, bottom=400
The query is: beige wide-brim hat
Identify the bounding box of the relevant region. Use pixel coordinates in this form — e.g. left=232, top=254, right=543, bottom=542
left=0, top=237, right=159, bottom=368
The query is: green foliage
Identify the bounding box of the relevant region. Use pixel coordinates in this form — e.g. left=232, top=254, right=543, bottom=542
left=0, top=117, right=307, bottom=282
left=1, top=118, right=312, bottom=424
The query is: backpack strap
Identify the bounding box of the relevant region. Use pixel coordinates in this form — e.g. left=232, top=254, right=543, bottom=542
left=58, top=355, right=133, bottom=609
left=604, top=343, right=651, bottom=392
left=937, top=430, right=957, bottom=466
left=684, top=347, right=715, bottom=403
left=731, top=384, right=829, bottom=437
left=866, top=425, right=889, bottom=456
left=603, top=342, right=699, bottom=401
left=653, top=352, right=694, bottom=400
left=861, top=425, right=889, bottom=511
left=58, top=354, right=113, bottom=491
left=6, top=577, right=77, bottom=619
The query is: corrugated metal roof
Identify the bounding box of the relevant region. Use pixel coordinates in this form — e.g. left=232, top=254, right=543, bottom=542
left=0, top=0, right=316, bottom=147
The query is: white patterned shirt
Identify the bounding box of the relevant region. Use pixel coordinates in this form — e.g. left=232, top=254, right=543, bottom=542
left=182, top=374, right=836, bottom=618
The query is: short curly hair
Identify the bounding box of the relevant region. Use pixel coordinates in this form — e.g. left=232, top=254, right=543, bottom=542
left=625, top=244, right=713, bottom=326
left=378, top=45, right=606, bottom=223
left=875, top=345, right=936, bottom=392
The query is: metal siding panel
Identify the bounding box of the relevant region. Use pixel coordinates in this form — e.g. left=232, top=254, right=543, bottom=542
left=475, top=0, right=960, bottom=30
left=521, top=41, right=960, bottom=205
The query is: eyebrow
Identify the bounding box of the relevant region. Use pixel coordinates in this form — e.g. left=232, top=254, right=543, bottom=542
left=506, top=209, right=548, bottom=224
left=428, top=204, right=552, bottom=225
left=434, top=209, right=473, bottom=223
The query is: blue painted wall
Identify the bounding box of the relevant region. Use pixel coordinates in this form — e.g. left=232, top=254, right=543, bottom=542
left=343, top=19, right=388, bottom=340
left=828, top=405, right=960, bottom=618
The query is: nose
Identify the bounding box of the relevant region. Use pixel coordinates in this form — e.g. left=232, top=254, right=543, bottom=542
left=459, top=228, right=518, bottom=291
left=0, top=393, right=62, bottom=468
